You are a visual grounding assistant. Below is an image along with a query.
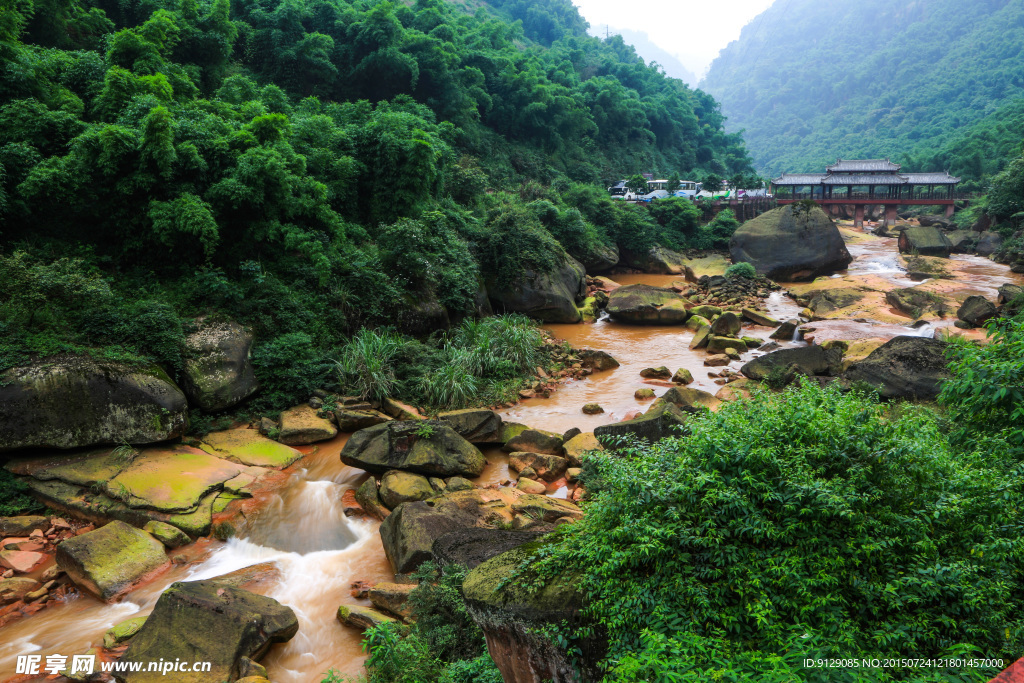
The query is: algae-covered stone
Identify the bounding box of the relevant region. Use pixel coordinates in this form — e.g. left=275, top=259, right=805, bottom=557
left=445, top=476, right=474, bottom=492
left=770, top=319, right=801, bottom=341
left=561, top=432, right=604, bottom=466
left=278, top=404, right=338, bottom=445
left=656, top=386, right=721, bottom=413
left=577, top=349, right=620, bottom=371
left=582, top=403, right=604, bottom=414
left=690, top=305, right=723, bottom=320
left=117, top=580, right=298, bottom=683
left=107, top=445, right=246, bottom=512
left=729, top=204, right=852, bottom=281
left=436, top=409, right=503, bottom=443
left=516, top=478, right=546, bottom=494
left=0, top=577, right=42, bottom=603
left=337, top=604, right=399, bottom=632
left=504, top=429, right=563, bottom=456
left=380, top=470, right=436, bottom=509
left=710, top=311, right=742, bottom=336
left=180, top=318, right=258, bottom=413
left=341, top=421, right=486, bottom=478
left=509, top=452, right=568, bottom=481
left=957, top=295, right=996, bottom=327
left=0, top=516, right=49, bottom=536
left=671, top=369, right=694, bottom=385
left=741, top=308, right=780, bottom=327
left=369, top=582, right=417, bottom=620
left=706, top=335, right=747, bottom=355
left=432, top=528, right=551, bottom=571
left=639, top=366, right=671, bottom=379
left=143, top=521, right=190, bottom=548
left=685, top=315, right=711, bottom=331
left=634, top=388, right=656, bottom=400
left=56, top=521, right=169, bottom=601
left=512, top=494, right=582, bottom=524
left=594, top=402, right=686, bottom=444
left=354, top=478, right=389, bottom=520
left=606, top=284, right=690, bottom=324
left=898, top=226, right=953, bottom=257
left=335, top=408, right=392, bottom=432
left=689, top=325, right=712, bottom=349
left=0, top=356, right=188, bottom=452
left=103, top=616, right=147, bottom=648
left=485, top=257, right=586, bottom=324
left=199, top=428, right=303, bottom=468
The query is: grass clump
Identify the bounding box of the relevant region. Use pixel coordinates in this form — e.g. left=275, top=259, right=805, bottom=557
left=724, top=261, right=757, bottom=279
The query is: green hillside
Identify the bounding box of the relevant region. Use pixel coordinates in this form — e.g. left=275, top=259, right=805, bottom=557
left=701, top=0, right=1024, bottom=178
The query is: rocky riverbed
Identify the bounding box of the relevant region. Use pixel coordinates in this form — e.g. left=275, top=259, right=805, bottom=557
left=1, top=207, right=1021, bottom=683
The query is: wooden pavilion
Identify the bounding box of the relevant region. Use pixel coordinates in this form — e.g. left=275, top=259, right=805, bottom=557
left=770, top=159, right=966, bottom=227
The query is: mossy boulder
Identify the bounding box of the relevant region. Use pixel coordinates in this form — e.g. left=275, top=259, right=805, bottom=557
left=656, top=386, right=721, bottom=413
left=354, top=477, right=389, bottom=520
left=886, top=287, right=950, bottom=319
left=685, top=314, right=711, bottom=331
left=577, top=349, right=620, bottom=371
left=334, top=408, right=392, bottom=432
left=485, top=257, right=586, bottom=324
left=340, top=421, right=486, bottom=477
left=710, top=311, right=742, bottom=336
left=843, top=336, right=951, bottom=399
left=957, top=295, right=996, bottom=327
left=594, top=402, right=687, bottom=444
left=369, top=581, right=417, bottom=620
left=463, top=542, right=605, bottom=683
left=56, top=521, right=169, bottom=601
left=380, top=470, right=436, bottom=509
left=706, top=335, right=747, bottom=355
left=0, top=356, right=188, bottom=452
left=740, top=345, right=844, bottom=380
left=770, top=319, right=801, bottom=341
left=116, top=580, right=298, bottom=683
left=946, top=230, right=979, bottom=254
left=432, top=527, right=551, bottom=570
left=199, top=428, right=303, bottom=468
left=180, top=318, right=258, bottom=413
left=379, top=489, right=531, bottom=573
left=689, top=324, right=712, bottom=350
left=606, top=284, right=690, bottom=324
left=976, top=231, right=1004, bottom=257
left=561, top=432, right=604, bottom=466
left=0, top=515, right=49, bottom=536
left=436, top=409, right=503, bottom=444
left=800, top=288, right=865, bottom=316
left=689, top=305, right=722, bottom=320
left=639, top=366, right=671, bottom=379
left=729, top=204, right=852, bottom=281
left=277, top=404, right=338, bottom=445
left=671, top=368, right=694, bottom=385
left=898, top=226, right=953, bottom=257
left=504, top=428, right=563, bottom=456
left=741, top=308, right=781, bottom=327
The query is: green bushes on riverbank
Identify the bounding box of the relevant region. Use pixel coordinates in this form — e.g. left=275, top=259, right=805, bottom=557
left=501, top=312, right=1024, bottom=681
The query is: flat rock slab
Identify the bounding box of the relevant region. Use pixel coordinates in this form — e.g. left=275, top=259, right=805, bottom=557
left=199, top=428, right=303, bottom=468
left=0, top=549, right=48, bottom=574
left=369, top=582, right=417, bottom=620
left=0, top=516, right=49, bottom=536
left=56, top=520, right=169, bottom=601
left=337, top=604, right=398, bottom=632
left=108, top=446, right=246, bottom=513
left=278, top=404, right=338, bottom=445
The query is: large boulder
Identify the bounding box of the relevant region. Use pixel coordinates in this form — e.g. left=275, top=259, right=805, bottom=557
left=740, top=345, right=844, bottom=380
left=885, top=287, right=950, bottom=319
left=379, top=489, right=580, bottom=574
left=976, top=231, right=1004, bottom=257
left=957, top=295, right=996, bottom=328
left=379, top=470, right=436, bottom=509
left=577, top=242, right=619, bottom=273
left=115, top=580, right=298, bottom=683
left=436, top=409, right=502, bottom=444
left=504, top=429, right=563, bottom=456
left=486, top=257, right=586, bottom=324
left=0, top=356, right=188, bottom=452
left=898, top=227, right=952, bottom=258
left=56, top=521, right=169, bottom=601
left=180, top=318, right=258, bottom=413
left=577, top=349, right=620, bottom=371
left=462, top=542, right=605, bottom=683
left=432, top=527, right=550, bottom=570
left=594, top=402, right=687, bottom=444
left=341, top=421, right=486, bottom=478
left=843, top=336, right=951, bottom=399
left=277, top=404, right=337, bottom=445
left=621, top=244, right=687, bottom=274
left=729, top=204, right=852, bottom=281
left=945, top=230, right=979, bottom=254
left=656, top=386, right=721, bottom=413
left=606, top=284, right=690, bottom=324
left=917, top=214, right=952, bottom=229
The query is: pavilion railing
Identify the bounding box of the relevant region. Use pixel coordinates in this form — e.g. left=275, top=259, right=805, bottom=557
left=776, top=191, right=979, bottom=201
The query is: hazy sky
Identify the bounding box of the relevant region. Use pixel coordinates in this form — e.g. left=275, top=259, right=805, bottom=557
left=572, top=0, right=776, bottom=79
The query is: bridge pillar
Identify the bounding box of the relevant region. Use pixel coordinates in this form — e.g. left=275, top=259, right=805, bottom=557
left=885, top=205, right=898, bottom=227
left=854, top=204, right=864, bottom=229
left=945, top=204, right=955, bottom=218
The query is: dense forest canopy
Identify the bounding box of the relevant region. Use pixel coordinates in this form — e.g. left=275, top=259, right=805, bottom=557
left=701, top=0, right=1024, bottom=184
left=0, top=0, right=752, bottom=412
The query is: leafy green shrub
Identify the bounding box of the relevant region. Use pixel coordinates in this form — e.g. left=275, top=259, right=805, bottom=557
left=0, top=469, right=43, bottom=516
left=335, top=328, right=404, bottom=402
left=513, top=382, right=1023, bottom=679
left=251, top=332, right=334, bottom=409
left=724, top=261, right=756, bottom=279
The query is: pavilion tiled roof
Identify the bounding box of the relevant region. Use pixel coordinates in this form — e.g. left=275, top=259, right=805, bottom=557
left=820, top=173, right=908, bottom=185
left=770, top=173, right=826, bottom=185
left=903, top=172, right=961, bottom=184
left=826, top=158, right=901, bottom=172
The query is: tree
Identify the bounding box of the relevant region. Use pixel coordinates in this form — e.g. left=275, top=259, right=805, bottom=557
left=701, top=172, right=722, bottom=194
left=665, top=171, right=681, bottom=194
left=625, top=174, right=648, bottom=195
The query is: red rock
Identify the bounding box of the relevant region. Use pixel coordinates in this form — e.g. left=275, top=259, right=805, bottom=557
left=340, top=489, right=364, bottom=518
left=75, top=525, right=96, bottom=536
left=350, top=580, right=372, bottom=599
left=0, top=550, right=48, bottom=574
left=50, top=518, right=71, bottom=530
left=621, top=410, right=641, bottom=421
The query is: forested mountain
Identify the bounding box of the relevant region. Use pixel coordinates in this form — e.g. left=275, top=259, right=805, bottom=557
left=0, top=0, right=751, bottom=410
left=701, top=0, right=1024, bottom=180
left=590, top=27, right=698, bottom=87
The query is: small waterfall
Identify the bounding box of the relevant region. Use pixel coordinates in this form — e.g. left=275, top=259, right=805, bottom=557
left=906, top=321, right=935, bottom=337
